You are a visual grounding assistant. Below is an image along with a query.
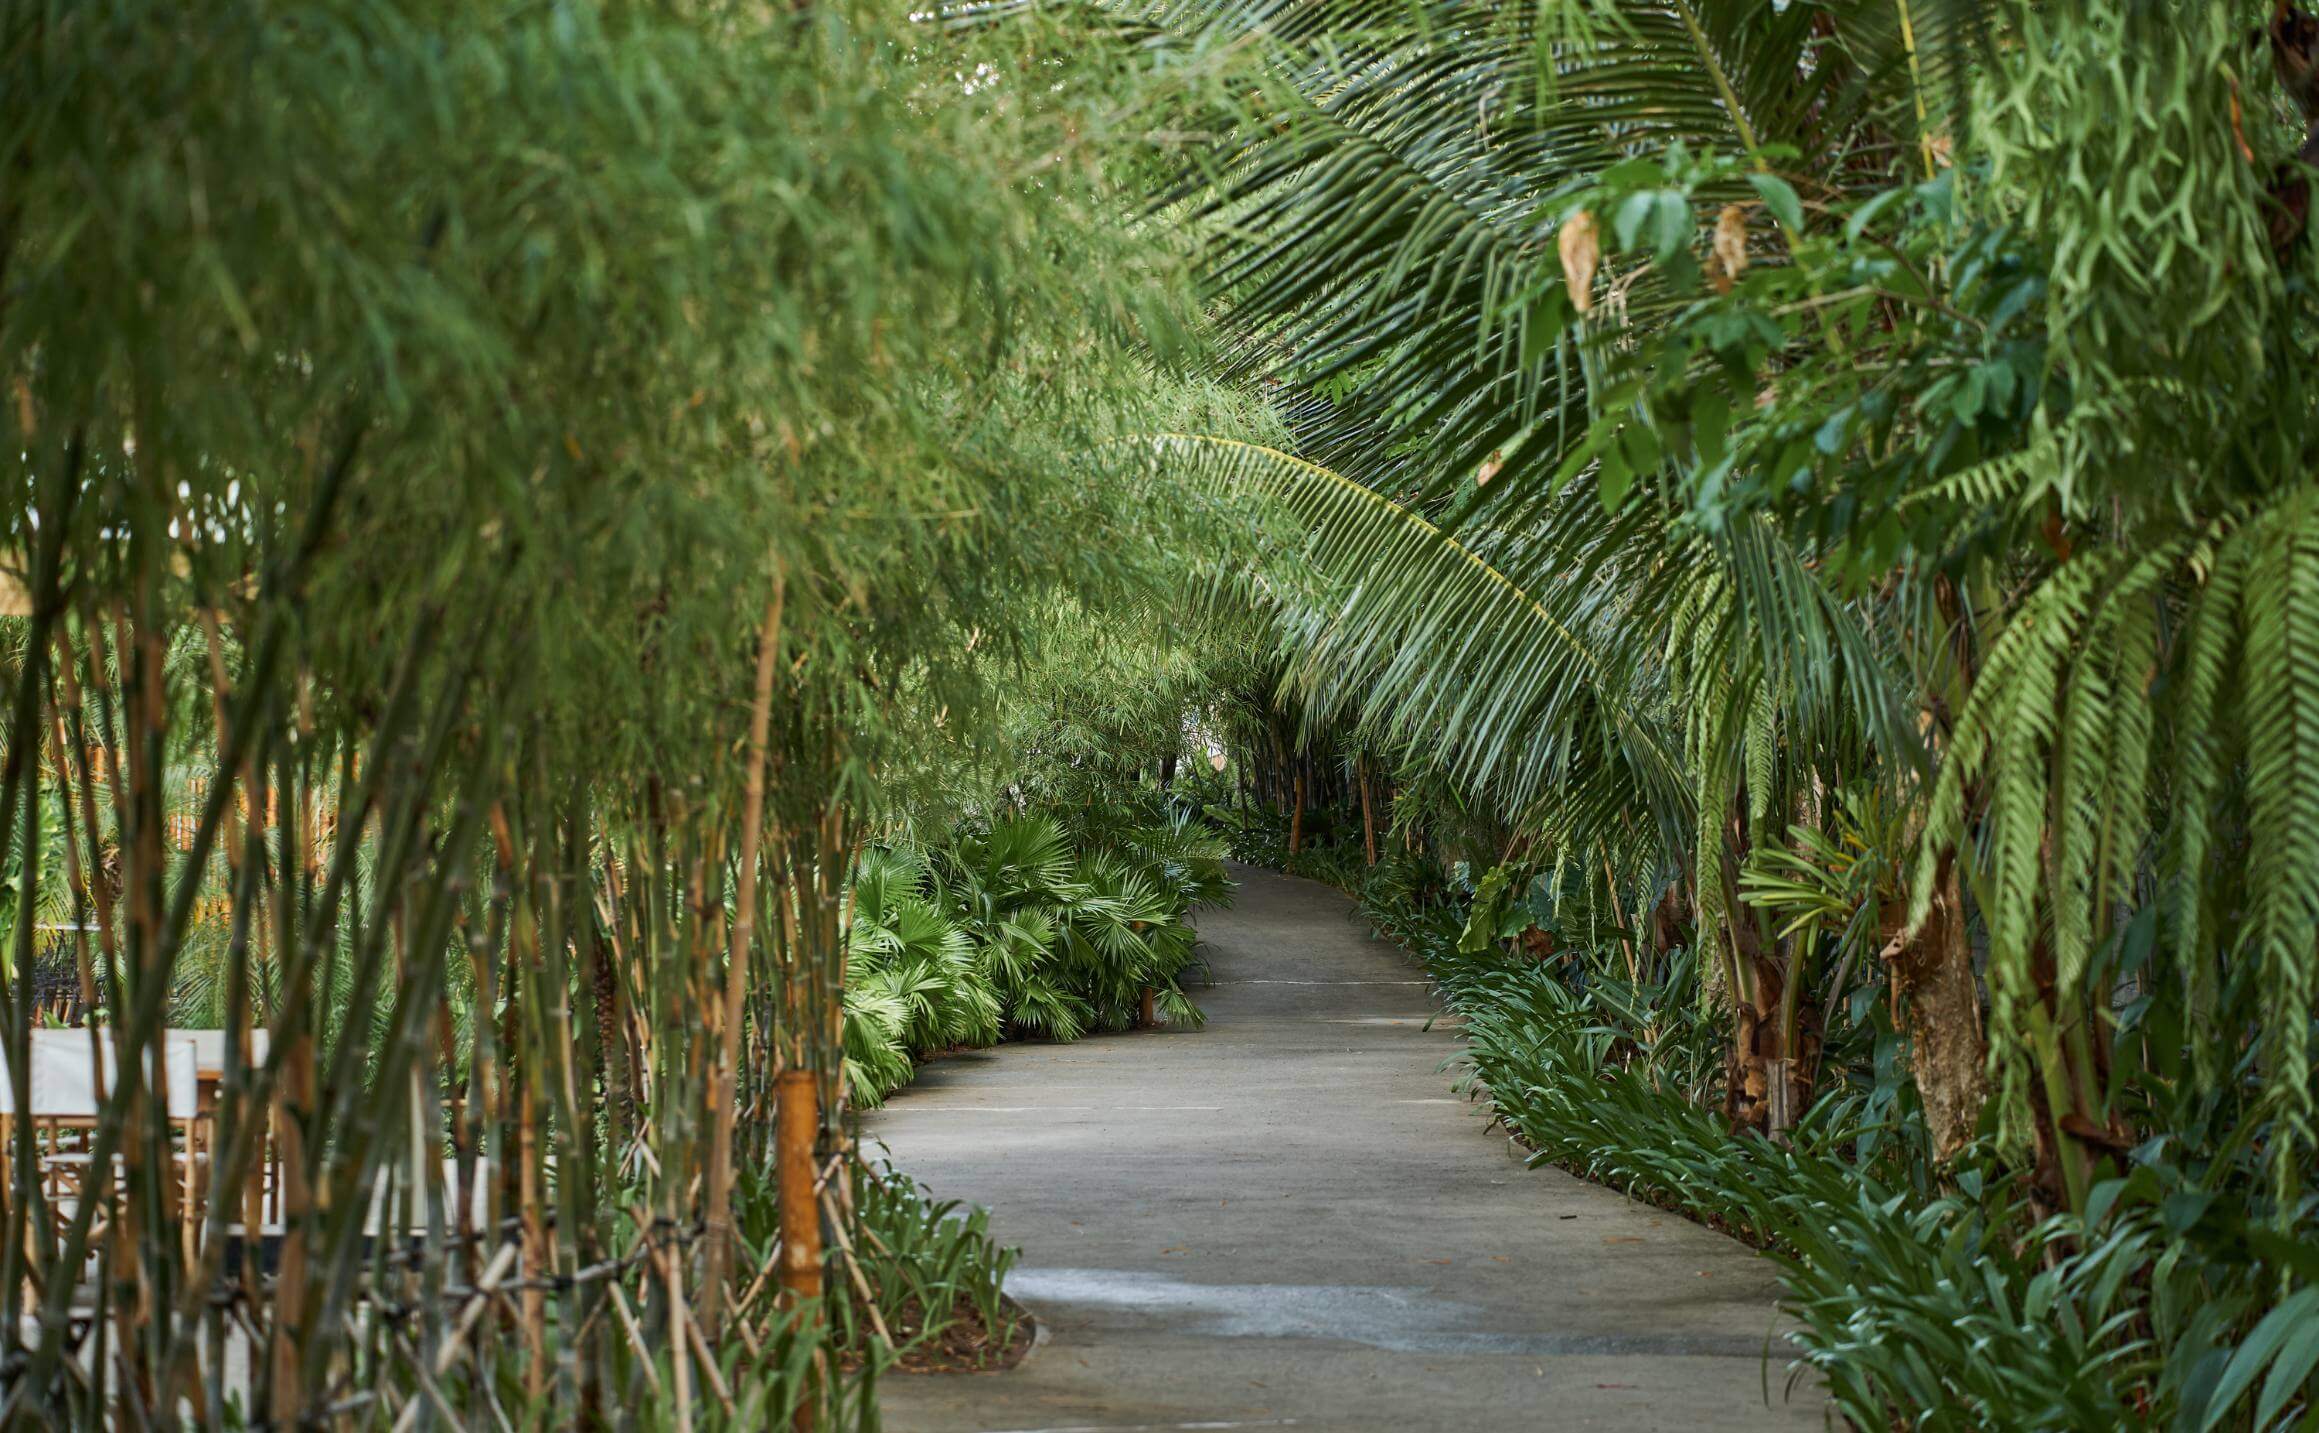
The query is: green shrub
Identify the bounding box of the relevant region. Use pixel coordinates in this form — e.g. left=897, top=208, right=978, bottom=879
left=1375, top=882, right=2319, bottom=1431
left=842, top=797, right=1230, bottom=1104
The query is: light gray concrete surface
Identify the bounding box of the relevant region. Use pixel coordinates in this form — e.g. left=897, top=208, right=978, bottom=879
left=865, top=862, right=1826, bottom=1432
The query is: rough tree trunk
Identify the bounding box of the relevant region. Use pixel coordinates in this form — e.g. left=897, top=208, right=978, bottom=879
left=1719, top=808, right=1817, bottom=1136
left=1879, top=860, right=1987, bottom=1163
left=1357, top=761, right=1377, bottom=866
left=1900, top=574, right=1991, bottom=1166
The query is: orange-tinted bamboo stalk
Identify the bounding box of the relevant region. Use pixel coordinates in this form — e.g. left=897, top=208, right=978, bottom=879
left=702, top=581, right=783, bottom=1337
left=774, top=1068, right=822, bottom=1306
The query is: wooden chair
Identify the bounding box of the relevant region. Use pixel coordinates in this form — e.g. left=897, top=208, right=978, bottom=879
left=179, top=1028, right=278, bottom=1230
left=0, top=1031, right=206, bottom=1257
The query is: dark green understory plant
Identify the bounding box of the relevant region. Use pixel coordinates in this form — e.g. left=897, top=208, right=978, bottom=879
left=1360, top=863, right=2319, bottom=1431
left=844, top=796, right=1231, bottom=1105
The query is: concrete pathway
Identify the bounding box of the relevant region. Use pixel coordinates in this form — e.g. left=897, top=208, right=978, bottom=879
left=866, top=863, right=1824, bottom=1432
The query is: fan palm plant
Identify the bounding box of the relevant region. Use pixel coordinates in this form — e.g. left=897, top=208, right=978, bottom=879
left=845, top=847, right=1003, bottom=1104
left=936, top=813, right=1084, bottom=1034
left=930, top=808, right=1223, bottom=1040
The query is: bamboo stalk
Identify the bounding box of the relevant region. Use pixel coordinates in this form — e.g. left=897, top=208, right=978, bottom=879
left=703, top=578, right=784, bottom=1337
left=774, top=1068, right=823, bottom=1307
left=684, top=1301, right=737, bottom=1415
left=607, top=1283, right=665, bottom=1399
left=820, top=1185, right=892, bottom=1348
left=664, top=1216, right=694, bottom=1433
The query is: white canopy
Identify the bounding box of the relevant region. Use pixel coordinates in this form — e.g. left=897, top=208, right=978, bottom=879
left=0, top=1030, right=202, bottom=1120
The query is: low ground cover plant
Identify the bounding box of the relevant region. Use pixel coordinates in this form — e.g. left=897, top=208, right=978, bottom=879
left=1333, top=848, right=2319, bottom=1431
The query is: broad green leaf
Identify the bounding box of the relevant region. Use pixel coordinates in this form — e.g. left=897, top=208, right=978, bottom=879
left=1748, top=172, right=1804, bottom=234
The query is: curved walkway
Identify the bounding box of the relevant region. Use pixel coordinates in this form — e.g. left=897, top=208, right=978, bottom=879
left=867, top=863, right=1823, bottom=1432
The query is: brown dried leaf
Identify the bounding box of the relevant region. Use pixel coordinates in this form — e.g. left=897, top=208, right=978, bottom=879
left=1711, top=204, right=1748, bottom=295
left=1558, top=210, right=1599, bottom=315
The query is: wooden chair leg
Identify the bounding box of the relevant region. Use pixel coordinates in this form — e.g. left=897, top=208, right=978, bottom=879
left=180, top=1118, right=200, bottom=1264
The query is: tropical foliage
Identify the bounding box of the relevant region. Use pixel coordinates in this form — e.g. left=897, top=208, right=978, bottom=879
left=1144, top=0, right=2319, bottom=1422
left=14, top=0, right=2319, bottom=1422
left=845, top=801, right=1230, bottom=1104
left=1350, top=861, right=2315, bottom=1429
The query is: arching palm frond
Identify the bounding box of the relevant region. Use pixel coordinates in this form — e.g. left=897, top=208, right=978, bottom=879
left=1156, top=433, right=1691, bottom=850
left=1171, top=0, right=1869, bottom=519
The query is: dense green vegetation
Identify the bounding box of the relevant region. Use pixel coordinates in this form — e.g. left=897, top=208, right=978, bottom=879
left=1295, top=846, right=2301, bottom=1428
left=845, top=802, right=1229, bottom=1105
left=0, top=0, right=1214, bottom=1420
left=1125, top=0, right=2319, bottom=1424
left=10, top=0, right=2319, bottom=1424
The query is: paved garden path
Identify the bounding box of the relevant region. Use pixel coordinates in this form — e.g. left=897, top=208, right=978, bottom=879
left=866, top=863, right=1823, bottom=1432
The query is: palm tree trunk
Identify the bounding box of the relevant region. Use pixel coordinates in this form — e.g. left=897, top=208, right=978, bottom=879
left=1718, top=798, right=1816, bottom=1135
left=1879, top=860, right=1987, bottom=1162
left=1890, top=574, right=1990, bottom=1165
left=1358, top=760, right=1377, bottom=866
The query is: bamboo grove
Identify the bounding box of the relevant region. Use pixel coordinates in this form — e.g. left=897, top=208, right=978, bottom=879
left=0, top=0, right=1201, bottom=1422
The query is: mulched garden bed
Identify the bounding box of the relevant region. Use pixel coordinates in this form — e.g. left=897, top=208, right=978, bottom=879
left=845, top=1291, right=1037, bottom=1375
